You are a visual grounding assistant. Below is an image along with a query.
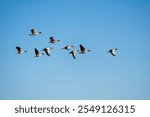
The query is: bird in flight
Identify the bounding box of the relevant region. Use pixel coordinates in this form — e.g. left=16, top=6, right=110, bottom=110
left=29, top=29, right=42, bottom=36
left=49, top=37, right=60, bottom=43
left=42, top=47, right=52, bottom=56
left=78, top=44, right=91, bottom=54
left=69, top=50, right=77, bottom=59
left=16, top=46, right=27, bottom=54
left=62, top=45, right=74, bottom=50
left=108, top=48, right=118, bottom=56
left=34, top=48, right=44, bottom=57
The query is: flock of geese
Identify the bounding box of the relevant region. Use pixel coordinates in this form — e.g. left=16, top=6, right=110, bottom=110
left=16, top=28, right=118, bottom=59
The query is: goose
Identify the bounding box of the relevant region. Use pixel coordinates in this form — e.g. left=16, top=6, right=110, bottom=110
left=42, top=47, right=52, bottom=56
left=49, top=37, right=60, bottom=43
left=29, top=29, right=42, bottom=36
left=62, top=45, right=74, bottom=50
left=78, top=44, right=91, bottom=54
left=108, top=48, right=118, bottom=56
left=34, top=48, right=44, bottom=57
left=69, top=50, right=77, bottom=59
left=16, top=46, right=27, bottom=54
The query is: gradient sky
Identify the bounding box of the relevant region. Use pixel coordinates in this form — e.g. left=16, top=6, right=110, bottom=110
left=0, top=0, right=150, bottom=100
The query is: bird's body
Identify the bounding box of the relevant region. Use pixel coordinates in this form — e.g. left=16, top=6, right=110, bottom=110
left=42, top=47, right=52, bottom=56
left=29, top=29, right=42, bottom=36
left=62, top=45, right=74, bottom=50
left=78, top=44, right=91, bottom=54
left=49, top=37, right=60, bottom=43
left=108, top=48, right=118, bottom=56
left=69, top=50, right=77, bottom=59
left=16, top=46, right=27, bottom=54
left=34, top=48, right=44, bottom=57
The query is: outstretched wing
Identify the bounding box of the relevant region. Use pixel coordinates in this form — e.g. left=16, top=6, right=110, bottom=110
left=34, top=48, right=39, bottom=56
left=109, top=49, right=116, bottom=56
left=31, top=29, right=36, bottom=34
left=80, top=44, right=86, bottom=52
left=16, top=46, right=21, bottom=53
left=50, top=37, right=54, bottom=40
left=71, top=51, right=76, bottom=59
left=49, top=37, right=55, bottom=43
left=72, top=52, right=76, bottom=59
left=44, top=48, right=50, bottom=56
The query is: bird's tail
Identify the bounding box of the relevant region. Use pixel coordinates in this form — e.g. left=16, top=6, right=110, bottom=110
left=57, top=40, right=61, bottom=42
left=39, top=32, right=42, bottom=34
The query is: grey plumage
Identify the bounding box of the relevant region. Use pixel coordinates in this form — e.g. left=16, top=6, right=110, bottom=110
left=69, top=50, right=77, bottom=59
left=49, top=37, right=60, bottom=43
left=34, top=48, right=44, bottom=57
left=78, top=44, right=91, bottom=54
left=16, top=46, right=27, bottom=54
left=29, top=29, right=42, bottom=36
left=62, top=45, right=74, bottom=50
left=42, top=47, right=52, bottom=56
left=108, top=48, right=118, bottom=56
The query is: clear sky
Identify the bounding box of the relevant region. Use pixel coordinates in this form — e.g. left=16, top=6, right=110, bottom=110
left=0, top=0, right=150, bottom=100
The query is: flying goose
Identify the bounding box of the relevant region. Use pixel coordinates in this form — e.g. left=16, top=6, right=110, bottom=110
left=78, top=44, right=91, bottom=54
left=16, top=46, right=27, bottom=54
left=42, top=47, right=52, bottom=56
left=62, top=45, right=74, bottom=50
left=69, top=50, right=77, bottom=59
left=49, top=37, right=60, bottom=43
left=34, top=48, right=44, bottom=57
left=108, top=48, right=118, bottom=56
left=29, top=29, right=42, bottom=36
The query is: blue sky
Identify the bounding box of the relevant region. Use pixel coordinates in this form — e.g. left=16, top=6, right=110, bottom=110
left=0, top=0, right=150, bottom=99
